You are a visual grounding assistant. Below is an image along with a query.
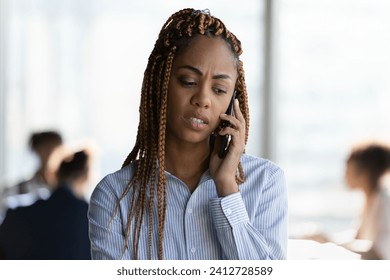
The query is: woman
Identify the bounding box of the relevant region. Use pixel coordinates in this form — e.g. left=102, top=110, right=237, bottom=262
left=344, top=143, right=390, bottom=259
left=304, top=143, right=390, bottom=259
left=88, top=8, right=287, bottom=260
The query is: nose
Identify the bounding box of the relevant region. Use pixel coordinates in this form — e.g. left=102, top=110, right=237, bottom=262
left=190, top=86, right=211, bottom=109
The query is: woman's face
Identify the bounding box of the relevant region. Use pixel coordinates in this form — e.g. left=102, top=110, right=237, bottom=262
left=345, top=161, right=365, bottom=190
left=166, top=35, right=238, bottom=146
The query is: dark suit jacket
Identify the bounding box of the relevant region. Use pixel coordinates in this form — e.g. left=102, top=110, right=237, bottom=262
left=0, top=184, right=91, bottom=259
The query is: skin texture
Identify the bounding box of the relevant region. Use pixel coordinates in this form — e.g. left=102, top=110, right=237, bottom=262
left=345, top=161, right=369, bottom=192
left=165, top=35, right=246, bottom=196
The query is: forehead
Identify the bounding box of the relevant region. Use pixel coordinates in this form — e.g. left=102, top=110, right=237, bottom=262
left=172, top=36, right=237, bottom=73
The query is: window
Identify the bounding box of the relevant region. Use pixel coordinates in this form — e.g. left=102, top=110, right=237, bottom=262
left=0, top=0, right=264, bottom=195
left=4, top=1, right=389, bottom=239
left=275, top=0, right=390, bottom=236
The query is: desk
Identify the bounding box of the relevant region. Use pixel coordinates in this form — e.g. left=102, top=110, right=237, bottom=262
left=287, top=239, right=361, bottom=259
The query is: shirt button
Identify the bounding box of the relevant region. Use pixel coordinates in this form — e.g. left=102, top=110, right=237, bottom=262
left=226, top=208, right=232, bottom=215
left=187, top=208, right=193, bottom=214
left=190, top=247, right=196, bottom=253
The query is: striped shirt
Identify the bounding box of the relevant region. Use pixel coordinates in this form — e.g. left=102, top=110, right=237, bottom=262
left=88, top=154, right=288, bottom=260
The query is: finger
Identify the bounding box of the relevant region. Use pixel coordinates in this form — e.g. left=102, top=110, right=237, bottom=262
left=219, top=113, right=242, bottom=129
left=218, top=127, right=245, bottom=156
left=233, top=99, right=245, bottom=123
left=219, top=127, right=240, bottom=138
left=219, top=114, right=244, bottom=134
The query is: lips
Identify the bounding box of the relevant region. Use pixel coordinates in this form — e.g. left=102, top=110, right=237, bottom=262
left=186, top=114, right=209, bottom=130
left=189, top=117, right=206, bottom=124
left=189, top=112, right=209, bottom=123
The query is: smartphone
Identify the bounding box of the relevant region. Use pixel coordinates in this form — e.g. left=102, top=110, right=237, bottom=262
left=218, top=90, right=236, bottom=158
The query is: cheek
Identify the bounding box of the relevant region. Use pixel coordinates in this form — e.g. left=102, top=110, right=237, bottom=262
left=210, top=107, right=226, bottom=131
left=214, top=97, right=232, bottom=116
left=344, top=168, right=355, bottom=187
left=166, top=95, right=186, bottom=124
left=345, top=170, right=360, bottom=189
left=345, top=173, right=354, bottom=188
left=166, top=102, right=179, bottom=122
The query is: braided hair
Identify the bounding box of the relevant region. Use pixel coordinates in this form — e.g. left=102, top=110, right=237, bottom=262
left=118, top=8, right=250, bottom=259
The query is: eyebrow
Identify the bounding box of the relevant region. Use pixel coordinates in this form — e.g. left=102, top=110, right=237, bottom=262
left=178, top=65, right=232, bottom=80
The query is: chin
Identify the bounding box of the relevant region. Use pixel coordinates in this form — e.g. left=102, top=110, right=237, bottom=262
left=182, top=133, right=210, bottom=145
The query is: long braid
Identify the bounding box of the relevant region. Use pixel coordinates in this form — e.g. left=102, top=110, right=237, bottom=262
left=116, top=8, right=250, bottom=260
left=236, top=60, right=249, bottom=183
left=156, top=48, right=175, bottom=259
left=146, top=59, right=159, bottom=259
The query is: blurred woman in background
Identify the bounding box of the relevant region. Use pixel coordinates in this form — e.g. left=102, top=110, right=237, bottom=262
left=343, top=143, right=390, bottom=259
left=306, top=142, right=390, bottom=259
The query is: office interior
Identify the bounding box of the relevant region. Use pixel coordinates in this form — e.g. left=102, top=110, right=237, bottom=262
left=1, top=0, right=390, bottom=259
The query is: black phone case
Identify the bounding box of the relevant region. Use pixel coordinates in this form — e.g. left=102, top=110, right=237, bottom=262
left=218, top=91, right=236, bottom=158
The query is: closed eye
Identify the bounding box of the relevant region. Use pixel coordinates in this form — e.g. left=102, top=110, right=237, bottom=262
left=213, top=87, right=227, bottom=95
left=179, top=79, right=197, bottom=87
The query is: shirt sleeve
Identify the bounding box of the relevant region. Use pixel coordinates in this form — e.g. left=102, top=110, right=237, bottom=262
left=88, top=176, right=127, bottom=260
left=210, top=167, right=288, bottom=260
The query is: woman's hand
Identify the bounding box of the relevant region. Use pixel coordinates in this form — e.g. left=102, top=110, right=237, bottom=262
left=209, top=99, right=246, bottom=197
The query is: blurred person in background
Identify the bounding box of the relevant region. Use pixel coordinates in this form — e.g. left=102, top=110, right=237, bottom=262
left=307, top=143, right=390, bottom=259
left=343, top=143, right=390, bottom=259
left=0, top=131, right=63, bottom=222
left=0, top=149, right=92, bottom=259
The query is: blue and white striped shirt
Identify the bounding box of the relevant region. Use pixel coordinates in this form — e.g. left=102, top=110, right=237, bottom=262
left=88, top=154, right=287, bottom=260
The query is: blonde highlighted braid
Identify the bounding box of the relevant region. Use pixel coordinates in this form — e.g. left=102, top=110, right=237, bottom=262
left=119, top=8, right=250, bottom=259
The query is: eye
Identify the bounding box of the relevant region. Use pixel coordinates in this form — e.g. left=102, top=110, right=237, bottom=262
left=179, top=78, right=197, bottom=87
left=213, top=87, right=227, bottom=95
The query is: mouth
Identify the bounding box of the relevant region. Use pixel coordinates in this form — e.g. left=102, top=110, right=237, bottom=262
left=189, top=117, right=207, bottom=125
left=187, top=115, right=209, bottom=130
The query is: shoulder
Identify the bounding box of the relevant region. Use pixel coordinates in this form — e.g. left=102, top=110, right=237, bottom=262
left=0, top=201, right=42, bottom=228
left=241, top=154, right=284, bottom=179
left=240, top=154, right=286, bottom=193
left=90, top=162, right=136, bottom=202
left=53, top=186, right=89, bottom=209
left=376, top=187, right=390, bottom=212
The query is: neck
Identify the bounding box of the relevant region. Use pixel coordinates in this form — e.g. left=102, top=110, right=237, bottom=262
left=361, top=184, right=379, bottom=210
left=59, top=178, right=87, bottom=199
left=164, top=140, right=210, bottom=192
left=35, top=168, right=48, bottom=183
